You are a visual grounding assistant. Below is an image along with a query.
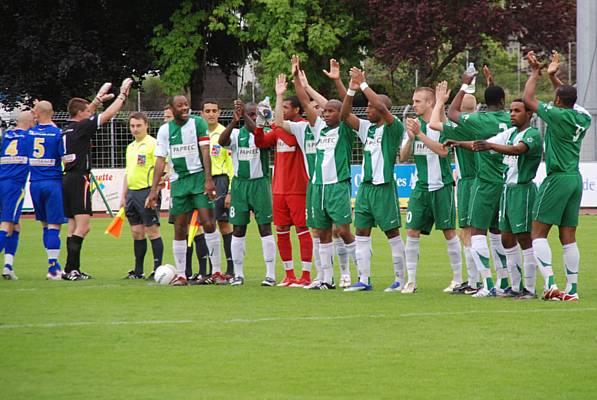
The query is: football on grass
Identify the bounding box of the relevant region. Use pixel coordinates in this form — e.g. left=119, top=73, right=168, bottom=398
left=154, top=264, right=176, bottom=285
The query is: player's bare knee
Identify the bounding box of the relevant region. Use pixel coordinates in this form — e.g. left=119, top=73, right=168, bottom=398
left=258, top=224, right=272, bottom=237
left=406, top=229, right=420, bottom=238
left=443, top=229, right=456, bottom=240
left=500, top=232, right=517, bottom=248
left=558, top=227, right=576, bottom=245
left=233, top=225, right=247, bottom=237
left=356, top=227, right=371, bottom=237
left=385, top=228, right=400, bottom=239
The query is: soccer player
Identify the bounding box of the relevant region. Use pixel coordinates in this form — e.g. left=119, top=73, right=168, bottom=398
left=146, top=95, right=222, bottom=286
left=202, top=99, right=234, bottom=278
left=119, top=112, right=164, bottom=279
left=523, top=51, right=592, bottom=301
left=255, top=90, right=313, bottom=288
left=400, top=87, right=461, bottom=294
left=29, top=101, right=67, bottom=280
left=429, top=82, right=480, bottom=294
left=284, top=55, right=358, bottom=290
left=339, top=67, right=407, bottom=292
left=219, top=101, right=276, bottom=286
left=61, top=78, right=133, bottom=280
left=0, top=111, right=34, bottom=280
left=447, top=72, right=511, bottom=297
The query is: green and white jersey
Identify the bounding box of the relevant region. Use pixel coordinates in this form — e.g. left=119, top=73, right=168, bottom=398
left=311, top=117, right=355, bottom=185
left=155, top=115, right=209, bottom=182
left=536, top=101, right=592, bottom=174
left=457, top=111, right=511, bottom=183
left=356, top=116, right=403, bottom=185
left=228, top=126, right=270, bottom=180
left=487, top=126, right=542, bottom=185
left=288, top=120, right=316, bottom=178
left=404, top=117, right=453, bottom=191
left=442, top=120, right=476, bottom=179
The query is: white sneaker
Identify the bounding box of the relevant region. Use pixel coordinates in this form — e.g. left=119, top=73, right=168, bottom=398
left=401, top=281, right=417, bottom=293
left=339, top=275, right=351, bottom=288
left=46, top=271, right=62, bottom=281
left=2, top=267, right=18, bottom=280
left=443, top=280, right=461, bottom=293
left=304, top=279, right=322, bottom=289
left=472, top=287, right=497, bottom=298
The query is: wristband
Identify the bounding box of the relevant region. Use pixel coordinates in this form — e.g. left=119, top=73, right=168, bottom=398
left=359, top=82, right=369, bottom=91
left=346, top=89, right=356, bottom=97
left=460, top=84, right=468, bottom=92
left=92, top=97, right=101, bottom=105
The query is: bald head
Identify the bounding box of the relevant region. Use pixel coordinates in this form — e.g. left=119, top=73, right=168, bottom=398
left=378, top=94, right=392, bottom=110
left=461, top=94, right=477, bottom=113
left=16, top=110, right=34, bottom=130
left=34, top=100, right=54, bottom=123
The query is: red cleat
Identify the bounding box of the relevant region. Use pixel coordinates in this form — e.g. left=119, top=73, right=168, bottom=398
left=542, top=285, right=561, bottom=301
left=210, top=272, right=229, bottom=285
left=277, top=276, right=297, bottom=287
left=559, top=292, right=579, bottom=301
left=289, top=277, right=311, bottom=288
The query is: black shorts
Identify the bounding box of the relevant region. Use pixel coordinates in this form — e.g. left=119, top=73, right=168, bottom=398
left=62, top=173, right=92, bottom=218
left=213, top=174, right=230, bottom=221
left=126, top=188, right=160, bottom=227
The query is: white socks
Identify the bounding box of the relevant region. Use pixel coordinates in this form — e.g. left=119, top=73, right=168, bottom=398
left=312, top=237, right=322, bottom=280
left=172, top=240, right=187, bottom=276
left=489, top=232, right=508, bottom=288
left=562, top=242, right=579, bottom=294
left=388, top=235, right=405, bottom=283
left=504, top=244, right=522, bottom=291
left=319, top=242, right=334, bottom=284
left=261, top=234, right=276, bottom=280
left=446, top=236, right=462, bottom=283
left=522, top=247, right=536, bottom=294
left=463, top=246, right=478, bottom=286
left=405, top=236, right=420, bottom=284
left=334, top=238, right=349, bottom=276
left=204, top=231, right=222, bottom=274
left=231, top=235, right=246, bottom=278
left=471, top=235, right=493, bottom=289
left=355, top=236, right=371, bottom=284
left=533, top=238, right=554, bottom=289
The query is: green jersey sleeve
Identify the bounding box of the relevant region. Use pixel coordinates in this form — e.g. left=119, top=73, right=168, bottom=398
left=522, top=127, right=542, bottom=154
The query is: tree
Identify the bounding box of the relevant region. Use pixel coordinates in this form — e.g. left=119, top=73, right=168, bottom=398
left=362, top=0, right=576, bottom=87
left=150, top=0, right=258, bottom=110
left=0, top=1, right=179, bottom=109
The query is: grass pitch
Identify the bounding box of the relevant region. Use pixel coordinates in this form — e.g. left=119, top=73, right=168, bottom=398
left=1, top=216, right=596, bottom=399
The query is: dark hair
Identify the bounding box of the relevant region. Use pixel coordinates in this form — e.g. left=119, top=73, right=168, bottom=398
left=556, top=85, right=577, bottom=107
left=201, top=99, right=220, bottom=110
left=511, top=98, right=531, bottom=112
left=484, top=85, right=505, bottom=107
left=163, top=104, right=172, bottom=111
left=378, top=94, right=393, bottom=109
left=284, top=96, right=303, bottom=114
left=67, top=97, right=89, bottom=117
left=167, top=95, right=187, bottom=108
left=129, top=112, right=148, bottom=124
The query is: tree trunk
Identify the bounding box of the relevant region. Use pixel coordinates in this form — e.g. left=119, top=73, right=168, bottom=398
left=190, top=67, right=206, bottom=111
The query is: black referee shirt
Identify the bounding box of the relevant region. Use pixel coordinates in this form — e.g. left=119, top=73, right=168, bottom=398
left=62, top=114, right=101, bottom=174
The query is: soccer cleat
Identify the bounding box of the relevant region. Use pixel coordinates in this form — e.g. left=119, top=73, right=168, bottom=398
left=2, top=267, right=18, bottom=280
left=443, top=280, right=462, bottom=293
left=230, top=276, right=244, bottom=286
left=170, top=275, right=188, bottom=286
left=124, top=270, right=144, bottom=280
left=339, top=275, right=352, bottom=288
left=559, top=292, right=579, bottom=302
left=344, top=281, right=372, bottom=292
left=498, top=287, right=519, bottom=298
left=62, top=270, right=91, bottom=281
left=472, top=287, right=497, bottom=298
left=210, top=272, right=229, bottom=285
left=309, top=281, right=336, bottom=290
left=303, top=279, right=322, bottom=289
left=277, top=276, right=297, bottom=287
left=384, top=281, right=403, bottom=292
left=451, top=281, right=471, bottom=294
left=515, top=288, right=538, bottom=300
left=289, top=277, right=311, bottom=288
left=463, top=286, right=479, bottom=295
left=401, top=282, right=417, bottom=294
left=542, top=285, right=561, bottom=301
left=261, top=277, right=276, bottom=287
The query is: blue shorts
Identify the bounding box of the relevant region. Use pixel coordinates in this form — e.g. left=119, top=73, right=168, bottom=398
left=0, top=179, right=26, bottom=224
left=30, top=179, right=66, bottom=224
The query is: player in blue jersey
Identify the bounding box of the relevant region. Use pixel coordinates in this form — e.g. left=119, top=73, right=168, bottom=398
left=29, top=101, right=66, bottom=280
left=0, top=111, right=34, bottom=280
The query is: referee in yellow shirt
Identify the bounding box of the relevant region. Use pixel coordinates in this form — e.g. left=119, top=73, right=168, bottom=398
left=202, top=99, right=235, bottom=279
left=120, top=112, right=164, bottom=279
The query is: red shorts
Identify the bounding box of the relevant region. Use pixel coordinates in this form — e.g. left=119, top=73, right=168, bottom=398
left=273, top=194, right=307, bottom=227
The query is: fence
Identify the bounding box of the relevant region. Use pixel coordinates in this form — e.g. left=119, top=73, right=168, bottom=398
left=3, top=106, right=547, bottom=168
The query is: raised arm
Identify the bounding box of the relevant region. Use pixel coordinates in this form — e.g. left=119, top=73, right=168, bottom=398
left=99, top=78, right=133, bottom=125
left=407, top=118, right=448, bottom=157
left=523, top=51, right=541, bottom=112
left=323, top=58, right=347, bottom=99
left=447, top=72, right=474, bottom=123
left=292, top=55, right=318, bottom=125
left=483, top=65, right=494, bottom=87
left=399, top=118, right=415, bottom=162
left=340, top=68, right=363, bottom=129
left=87, top=82, right=115, bottom=115
left=218, top=101, right=242, bottom=147
left=429, top=81, right=450, bottom=131
left=273, top=73, right=292, bottom=133
left=352, top=67, right=394, bottom=125
left=299, top=69, right=328, bottom=108
left=547, top=50, right=563, bottom=89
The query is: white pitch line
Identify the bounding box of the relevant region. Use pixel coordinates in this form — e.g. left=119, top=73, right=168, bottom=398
left=0, top=308, right=593, bottom=330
